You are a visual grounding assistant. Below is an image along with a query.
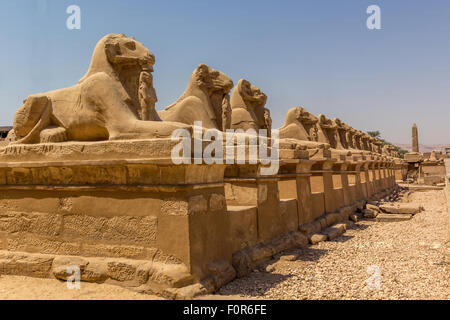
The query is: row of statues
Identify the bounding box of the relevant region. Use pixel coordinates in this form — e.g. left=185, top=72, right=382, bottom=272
left=279, top=106, right=399, bottom=157
left=6, top=34, right=399, bottom=158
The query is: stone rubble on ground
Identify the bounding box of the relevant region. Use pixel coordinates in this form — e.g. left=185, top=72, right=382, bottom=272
left=218, top=190, right=449, bottom=300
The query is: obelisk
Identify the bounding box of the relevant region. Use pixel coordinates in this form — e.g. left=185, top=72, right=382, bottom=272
left=412, top=123, right=419, bottom=153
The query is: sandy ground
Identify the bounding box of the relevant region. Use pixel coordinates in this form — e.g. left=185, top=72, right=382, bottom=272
left=0, top=276, right=162, bottom=300
left=0, top=189, right=448, bottom=300
left=218, top=189, right=450, bottom=299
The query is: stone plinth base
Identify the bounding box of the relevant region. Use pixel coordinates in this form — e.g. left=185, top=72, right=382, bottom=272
left=0, top=139, right=233, bottom=296
left=404, top=152, right=423, bottom=163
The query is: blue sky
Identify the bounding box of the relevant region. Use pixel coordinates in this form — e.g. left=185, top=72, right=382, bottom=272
left=0, top=0, right=449, bottom=144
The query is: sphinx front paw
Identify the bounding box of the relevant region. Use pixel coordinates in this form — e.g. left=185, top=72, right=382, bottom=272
left=40, top=126, right=68, bottom=143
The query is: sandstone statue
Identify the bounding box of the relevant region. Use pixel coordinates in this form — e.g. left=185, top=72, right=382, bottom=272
left=10, top=34, right=190, bottom=144
left=229, top=79, right=269, bottom=132
left=279, top=106, right=329, bottom=149
left=343, top=123, right=356, bottom=149
left=372, top=138, right=383, bottom=154
left=158, top=64, right=234, bottom=130
left=264, top=109, right=272, bottom=138
left=221, top=94, right=232, bottom=131
left=333, top=118, right=349, bottom=149
left=317, top=114, right=339, bottom=148
left=138, top=70, right=160, bottom=121
left=352, top=130, right=362, bottom=150
left=361, top=134, right=371, bottom=152
left=317, top=114, right=350, bottom=156
left=382, top=144, right=394, bottom=156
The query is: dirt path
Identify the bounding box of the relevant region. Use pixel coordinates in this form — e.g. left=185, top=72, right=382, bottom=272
left=0, top=276, right=162, bottom=300
left=219, top=190, right=450, bottom=299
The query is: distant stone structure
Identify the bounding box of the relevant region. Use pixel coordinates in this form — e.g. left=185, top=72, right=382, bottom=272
left=0, top=33, right=410, bottom=299
left=0, top=126, right=12, bottom=140
left=404, top=123, right=445, bottom=185
left=412, top=123, right=419, bottom=153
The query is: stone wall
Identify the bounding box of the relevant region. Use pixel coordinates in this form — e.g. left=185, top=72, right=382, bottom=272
left=0, top=118, right=405, bottom=298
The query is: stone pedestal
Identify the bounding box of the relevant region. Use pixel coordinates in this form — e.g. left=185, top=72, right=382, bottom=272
left=225, top=164, right=283, bottom=242
left=321, top=160, right=337, bottom=214
left=278, top=159, right=315, bottom=226
left=0, top=139, right=233, bottom=284
left=404, top=152, right=423, bottom=163
left=338, top=163, right=352, bottom=207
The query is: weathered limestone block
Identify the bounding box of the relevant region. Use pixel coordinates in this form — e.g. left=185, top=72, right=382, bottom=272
left=376, top=213, right=412, bottom=222
left=279, top=199, right=299, bottom=232
left=338, top=204, right=356, bottom=220
left=62, top=215, right=158, bottom=244
left=319, top=160, right=339, bottom=214
left=321, top=223, right=346, bottom=240
left=404, top=152, right=423, bottom=163
left=0, top=251, right=54, bottom=278
left=145, top=262, right=194, bottom=288
left=0, top=211, right=62, bottom=237
left=278, top=141, right=309, bottom=160
left=0, top=142, right=233, bottom=287
left=366, top=203, right=381, bottom=212
left=379, top=203, right=422, bottom=215
left=160, top=198, right=189, bottom=216
left=209, top=193, right=226, bottom=211
left=277, top=159, right=315, bottom=227
left=188, top=195, right=208, bottom=214
left=5, top=232, right=83, bottom=256
left=206, top=259, right=237, bottom=290
left=299, top=221, right=322, bottom=235
left=309, top=233, right=327, bottom=245
left=363, top=208, right=378, bottom=218
left=228, top=205, right=258, bottom=253
left=225, top=164, right=283, bottom=242
left=107, top=261, right=140, bottom=282
left=231, top=231, right=307, bottom=278
left=52, top=256, right=108, bottom=283
left=50, top=254, right=193, bottom=289
left=325, top=212, right=342, bottom=226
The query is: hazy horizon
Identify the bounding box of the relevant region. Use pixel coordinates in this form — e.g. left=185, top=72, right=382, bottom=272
left=0, top=0, right=449, bottom=144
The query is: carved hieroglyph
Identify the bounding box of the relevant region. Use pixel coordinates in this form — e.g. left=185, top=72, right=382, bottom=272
left=158, top=64, right=234, bottom=130
left=229, top=79, right=270, bottom=132
left=11, top=34, right=190, bottom=144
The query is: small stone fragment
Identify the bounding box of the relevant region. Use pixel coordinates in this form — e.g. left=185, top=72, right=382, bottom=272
left=363, top=208, right=378, bottom=218
left=309, top=233, right=327, bottom=245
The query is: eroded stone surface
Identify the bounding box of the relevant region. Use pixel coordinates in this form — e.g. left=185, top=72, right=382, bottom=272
left=379, top=204, right=421, bottom=215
